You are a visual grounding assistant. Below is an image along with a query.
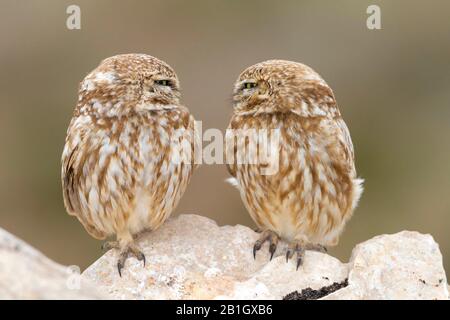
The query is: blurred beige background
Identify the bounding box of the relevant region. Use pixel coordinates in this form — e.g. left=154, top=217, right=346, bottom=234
left=0, top=0, right=449, bottom=273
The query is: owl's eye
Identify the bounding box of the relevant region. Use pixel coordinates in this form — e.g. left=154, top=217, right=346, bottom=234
left=154, top=79, right=171, bottom=86
left=243, top=82, right=257, bottom=90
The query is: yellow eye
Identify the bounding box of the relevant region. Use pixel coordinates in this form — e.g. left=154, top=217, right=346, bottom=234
left=243, top=82, right=257, bottom=89
left=155, top=79, right=171, bottom=86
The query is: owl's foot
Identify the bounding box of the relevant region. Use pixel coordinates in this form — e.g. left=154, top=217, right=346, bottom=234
left=285, top=241, right=327, bottom=270
left=253, top=230, right=279, bottom=260
left=101, top=241, right=146, bottom=277
left=116, top=244, right=146, bottom=277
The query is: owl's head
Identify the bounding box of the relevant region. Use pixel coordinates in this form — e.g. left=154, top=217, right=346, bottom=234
left=76, top=54, right=181, bottom=117
left=232, top=60, right=338, bottom=117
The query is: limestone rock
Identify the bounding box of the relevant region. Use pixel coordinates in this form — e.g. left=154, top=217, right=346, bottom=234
left=82, top=214, right=449, bottom=300
left=82, top=214, right=347, bottom=299
left=324, top=231, right=448, bottom=300
left=0, top=228, right=105, bottom=299
left=1, top=214, right=448, bottom=300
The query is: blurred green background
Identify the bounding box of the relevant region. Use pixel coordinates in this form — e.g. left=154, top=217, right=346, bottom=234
left=0, top=0, right=449, bottom=274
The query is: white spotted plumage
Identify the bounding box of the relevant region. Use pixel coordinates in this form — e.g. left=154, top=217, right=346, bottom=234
left=226, top=60, right=363, bottom=268
left=61, top=54, right=198, bottom=274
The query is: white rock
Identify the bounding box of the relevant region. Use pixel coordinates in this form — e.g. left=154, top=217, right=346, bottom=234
left=0, top=228, right=105, bottom=299
left=82, top=214, right=347, bottom=299
left=324, top=231, right=449, bottom=300
left=82, top=214, right=449, bottom=300
left=2, top=214, right=446, bottom=300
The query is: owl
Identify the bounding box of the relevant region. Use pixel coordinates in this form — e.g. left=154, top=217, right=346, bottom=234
left=61, top=54, right=198, bottom=276
left=226, top=60, right=363, bottom=269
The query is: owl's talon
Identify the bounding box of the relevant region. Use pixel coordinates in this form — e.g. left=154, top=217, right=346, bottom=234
left=269, top=243, right=276, bottom=261
left=252, top=230, right=279, bottom=260
left=286, top=248, right=294, bottom=262
left=295, top=245, right=305, bottom=270
left=253, top=241, right=262, bottom=259
left=286, top=241, right=324, bottom=270
left=269, top=236, right=278, bottom=261
left=114, top=243, right=146, bottom=276
left=137, top=252, right=146, bottom=267
left=117, top=261, right=124, bottom=277
left=296, top=256, right=303, bottom=270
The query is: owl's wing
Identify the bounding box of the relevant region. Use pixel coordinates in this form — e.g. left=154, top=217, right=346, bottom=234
left=334, top=116, right=356, bottom=174
left=62, top=144, right=81, bottom=215
left=61, top=130, right=107, bottom=240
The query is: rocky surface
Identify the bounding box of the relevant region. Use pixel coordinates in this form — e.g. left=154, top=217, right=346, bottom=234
left=0, top=214, right=447, bottom=299
left=82, top=214, right=348, bottom=299
left=0, top=228, right=105, bottom=299
left=323, top=231, right=448, bottom=300
left=81, top=214, right=449, bottom=300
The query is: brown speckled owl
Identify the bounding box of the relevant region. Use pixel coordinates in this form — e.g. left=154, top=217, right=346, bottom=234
left=61, top=54, right=198, bottom=276
left=226, top=60, right=363, bottom=269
